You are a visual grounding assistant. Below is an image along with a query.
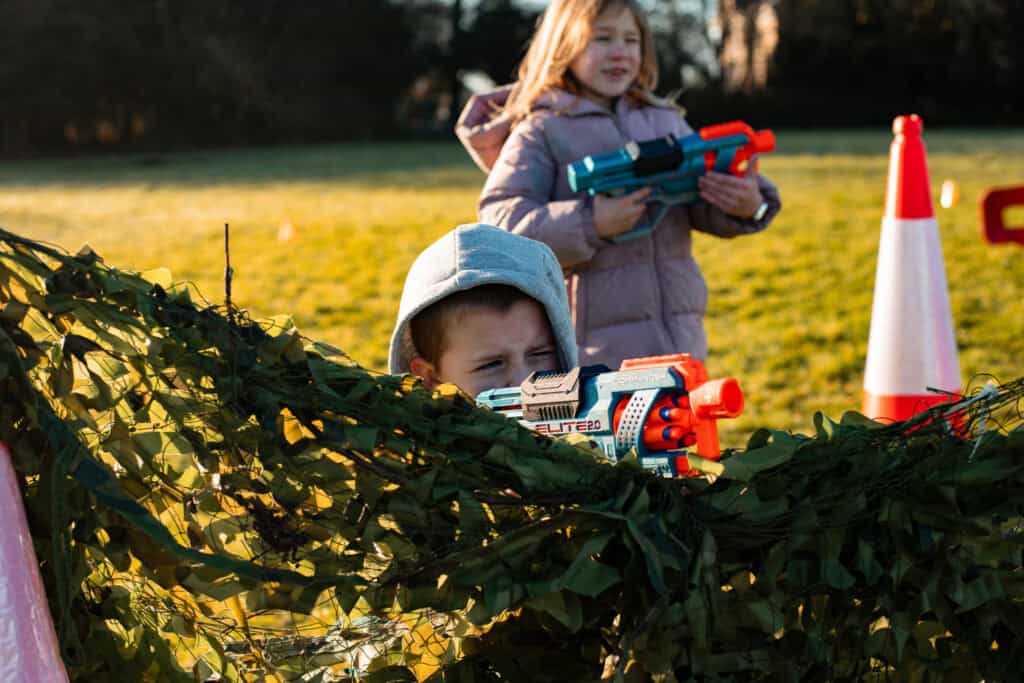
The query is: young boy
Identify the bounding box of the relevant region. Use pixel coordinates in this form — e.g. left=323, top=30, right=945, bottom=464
left=388, top=223, right=578, bottom=397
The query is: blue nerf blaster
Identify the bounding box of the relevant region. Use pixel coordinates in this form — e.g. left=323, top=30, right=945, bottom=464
left=567, top=120, right=775, bottom=241
left=476, top=353, right=744, bottom=478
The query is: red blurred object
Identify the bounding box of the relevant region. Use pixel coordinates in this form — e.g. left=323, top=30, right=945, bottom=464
left=980, top=185, right=1024, bottom=245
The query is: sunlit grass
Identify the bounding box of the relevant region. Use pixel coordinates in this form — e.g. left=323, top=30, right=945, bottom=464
left=2, top=129, right=1022, bottom=446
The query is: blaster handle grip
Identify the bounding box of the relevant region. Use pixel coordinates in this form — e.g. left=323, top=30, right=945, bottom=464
left=609, top=200, right=678, bottom=243
left=693, top=419, right=722, bottom=460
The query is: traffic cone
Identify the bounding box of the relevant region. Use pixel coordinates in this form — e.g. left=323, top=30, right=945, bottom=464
left=0, top=442, right=69, bottom=682
left=862, top=114, right=962, bottom=421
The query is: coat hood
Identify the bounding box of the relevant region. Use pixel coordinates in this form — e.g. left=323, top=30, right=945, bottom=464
left=455, top=85, right=515, bottom=174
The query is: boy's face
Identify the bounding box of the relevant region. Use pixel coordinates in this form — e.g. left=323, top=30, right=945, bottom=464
left=412, top=299, right=559, bottom=398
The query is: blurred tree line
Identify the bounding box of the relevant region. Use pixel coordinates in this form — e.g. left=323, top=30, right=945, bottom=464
left=0, top=0, right=1021, bottom=156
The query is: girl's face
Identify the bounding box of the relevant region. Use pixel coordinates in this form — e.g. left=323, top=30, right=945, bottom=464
left=568, top=4, right=642, bottom=108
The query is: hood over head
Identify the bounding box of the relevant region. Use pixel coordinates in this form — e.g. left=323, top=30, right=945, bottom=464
left=388, top=223, right=578, bottom=378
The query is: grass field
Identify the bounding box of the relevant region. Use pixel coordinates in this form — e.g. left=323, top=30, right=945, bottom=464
left=2, top=129, right=1022, bottom=446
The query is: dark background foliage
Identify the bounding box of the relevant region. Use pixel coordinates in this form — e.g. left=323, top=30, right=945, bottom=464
left=1, top=0, right=1022, bottom=156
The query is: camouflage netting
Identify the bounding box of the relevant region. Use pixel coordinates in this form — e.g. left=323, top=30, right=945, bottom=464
left=1, top=227, right=1023, bottom=682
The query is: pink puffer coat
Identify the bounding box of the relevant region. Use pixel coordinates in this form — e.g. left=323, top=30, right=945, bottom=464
left=456, top=86, right=781, bottom=368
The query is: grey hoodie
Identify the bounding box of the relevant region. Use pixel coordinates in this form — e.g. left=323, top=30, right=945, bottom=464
left=388, top=223, right=578, bottom=375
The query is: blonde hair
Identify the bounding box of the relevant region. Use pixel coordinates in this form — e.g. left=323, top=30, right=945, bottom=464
left=504, top=0, right=658, bottom=125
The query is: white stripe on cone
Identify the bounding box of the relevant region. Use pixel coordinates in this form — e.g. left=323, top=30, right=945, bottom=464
left=0, top=443, right=70, bottom=682
left=863, top=215, right=960, bottom=397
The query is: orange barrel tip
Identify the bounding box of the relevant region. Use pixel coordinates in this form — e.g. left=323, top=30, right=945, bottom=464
left=688, top=378, right=744, bottom=419
left=753, top=130, right=776, bottom=153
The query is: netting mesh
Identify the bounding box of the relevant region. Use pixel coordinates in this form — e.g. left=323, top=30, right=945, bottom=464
left=1, top=227, right=1023, bottom=682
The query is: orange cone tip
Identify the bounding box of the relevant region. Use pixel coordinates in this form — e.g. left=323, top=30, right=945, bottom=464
left=863, top=115, right=962, bottom=422
left=0, top=443, right=69, bottom=682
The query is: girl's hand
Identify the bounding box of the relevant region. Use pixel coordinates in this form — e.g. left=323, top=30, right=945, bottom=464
left=697, top=161, right=763, bottom=219
left=593, top=188, right=652, bottom=239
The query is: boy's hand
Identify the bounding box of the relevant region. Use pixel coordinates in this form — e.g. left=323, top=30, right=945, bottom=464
left=593, top=188, right=652, bottom=239
left=697, top=159, right=763, bottom=219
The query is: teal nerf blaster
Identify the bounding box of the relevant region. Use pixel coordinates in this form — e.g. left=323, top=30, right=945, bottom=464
left=567, top=120, right=775, bottom=241
left=476, top=353, right=744, bottom=478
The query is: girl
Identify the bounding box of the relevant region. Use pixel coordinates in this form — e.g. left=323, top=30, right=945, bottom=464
left=456, top=0, right=781, bottom=369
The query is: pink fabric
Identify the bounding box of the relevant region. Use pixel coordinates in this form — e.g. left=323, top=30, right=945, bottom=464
left=456, top=87, right=781, bottom=369
left=0, top=443, right=69, bottom=682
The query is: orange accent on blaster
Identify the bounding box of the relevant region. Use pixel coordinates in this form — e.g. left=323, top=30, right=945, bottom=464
left=614, top=353, right=745, bottom=461
left=699, top=121, right=776, bottom=176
